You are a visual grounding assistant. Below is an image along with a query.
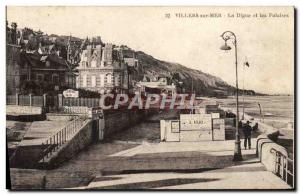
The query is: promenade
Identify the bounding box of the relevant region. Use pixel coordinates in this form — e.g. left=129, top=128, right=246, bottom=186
left=85, top=141, right=290, bottom=189
left=9, top=110, right=291, bottom=189
left=40, top=111, right=289, bottom=190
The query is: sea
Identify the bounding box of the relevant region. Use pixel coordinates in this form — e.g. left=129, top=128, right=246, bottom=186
left=214, top=95, right=294, bottom=134
left=214, top=95, right=294, bottom=156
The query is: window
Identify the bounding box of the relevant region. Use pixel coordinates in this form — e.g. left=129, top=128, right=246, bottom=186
left=106, top=73, right=112, bottom=84
left=82, top=74, right=87, bottom=87
left=44, top=74, right=50, bottom=82
left=91, top=75, right=96, bottom=87
left=91, top=60, right=97, bottom=68
left=20, top=75, right=27, bottom=81
left=115, top=75, right=120, bottom=86
left=82, top=61, right=88, bottom=68
left=52, top=74, right=59, bottom=83
left=45, top=61, right=50, bottom=67
left=36, top=74, right=44, bottom=82
left=119, top=75, right=123, bottom=85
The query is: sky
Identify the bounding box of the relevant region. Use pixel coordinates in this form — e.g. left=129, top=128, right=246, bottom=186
left=6, top=6, right=294, bottom=94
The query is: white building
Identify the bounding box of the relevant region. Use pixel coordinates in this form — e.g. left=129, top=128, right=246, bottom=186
left=76, top=42, right=139, bottom=94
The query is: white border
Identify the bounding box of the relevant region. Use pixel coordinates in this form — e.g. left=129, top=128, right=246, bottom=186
left=1, top=0, right=299, bottom=195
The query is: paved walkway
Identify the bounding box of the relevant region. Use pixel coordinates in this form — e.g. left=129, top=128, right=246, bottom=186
left=87, top=163, right=289, bottom=189
left=19, top=121, right=69, bottom=146
left=61, top=138, right=290, bottom=189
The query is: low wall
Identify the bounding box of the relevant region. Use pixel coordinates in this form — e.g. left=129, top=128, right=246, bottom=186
left=256, top=134, right=288, bottom=172
left=6, top=105, right=45, bottom=121
left=46, top=113, right=81, bottom=121
left=9, top=168, right=46, bottom=190
left=6, top=105, right=43, bottom=115
left=59, top=106, right=89, bottom=114
left=44, top=119, right=95, bottom=169
left=103, top=109, right=148, bottom=138
left=10, top=145, right=46, bottom=169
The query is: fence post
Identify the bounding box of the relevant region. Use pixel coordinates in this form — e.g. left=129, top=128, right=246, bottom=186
left=15, top=93, right=19, bottom=105
left=43, top=94, right=47, bottom=107
left=58, top=94, right=63, bottom=108
left=29, top=94, right=32, bottom=107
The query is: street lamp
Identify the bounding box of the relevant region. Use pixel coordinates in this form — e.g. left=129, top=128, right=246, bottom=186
left=220, top=31, right=242, bottom=161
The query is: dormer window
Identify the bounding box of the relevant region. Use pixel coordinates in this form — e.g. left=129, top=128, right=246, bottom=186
left=91, top=60, right=97, bottom=68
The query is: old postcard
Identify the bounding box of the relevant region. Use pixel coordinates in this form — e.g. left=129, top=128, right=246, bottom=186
left=6, top=6, right=295, bottom=190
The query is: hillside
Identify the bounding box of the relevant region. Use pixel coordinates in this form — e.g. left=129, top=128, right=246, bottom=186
left=135, top=51, right=256, bottom=97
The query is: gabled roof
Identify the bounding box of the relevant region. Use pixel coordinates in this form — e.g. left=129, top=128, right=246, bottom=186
left=25, top=51, right=69, bottom=69
left=40, top=55, right=48, bottom=61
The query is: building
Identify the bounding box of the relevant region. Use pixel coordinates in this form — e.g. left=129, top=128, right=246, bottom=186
left=121, top=47, right=142, bottom=91
left=6, top=21, right=26, bottom=95
left=6, top=22, right=76, bottom=95
left=6, top=44, right=22, bottom=95
left=136, top=73, right=176, bottom=95
left=21, top=52, right=76, bottom=94
left=76, top=41, right=139, bottom=94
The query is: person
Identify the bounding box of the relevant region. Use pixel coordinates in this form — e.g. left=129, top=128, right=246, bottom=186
left=243, top=121, right=252, bottom=149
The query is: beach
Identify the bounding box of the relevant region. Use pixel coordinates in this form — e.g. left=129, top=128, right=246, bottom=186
left=214, top=95, right=294, bottom=157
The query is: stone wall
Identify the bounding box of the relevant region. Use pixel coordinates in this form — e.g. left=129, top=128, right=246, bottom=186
left=9, top=168, right=46, bottom=189
left=6, top=105, right=43, bottom=115
left=103, top=109, right=147, bottom=138
left=44, top=119, right=95, bottom=169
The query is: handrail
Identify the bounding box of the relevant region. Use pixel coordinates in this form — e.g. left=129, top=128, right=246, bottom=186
left=270, top=147, right=294, bottom=188
left=39, top=116, right=88, bottom=162
left=256, top=137, right=269, bottom=156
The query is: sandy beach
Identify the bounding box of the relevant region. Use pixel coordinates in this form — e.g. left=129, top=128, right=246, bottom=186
left=214, top=95, right=294, bottom=157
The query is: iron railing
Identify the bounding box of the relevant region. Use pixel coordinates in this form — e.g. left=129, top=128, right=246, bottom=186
left=18, top=95, right=31, bottom=106
left=63, top=97, right=100, bottom=108
left=40, top=116, right=88, bottom=162
left=6, top=95, right=16, bottom=105
left=6, top=94, right=44, bottom=106
left=31, top=95, right=44, bottom=106
left=270, top=148, right=294, bottom=188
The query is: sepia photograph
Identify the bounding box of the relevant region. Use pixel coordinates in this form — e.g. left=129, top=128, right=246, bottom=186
left=5, top=6, right=295, bottom=190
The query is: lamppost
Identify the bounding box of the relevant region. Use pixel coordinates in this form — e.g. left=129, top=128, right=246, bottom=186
left=220, top=31, right=242, bottom=161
